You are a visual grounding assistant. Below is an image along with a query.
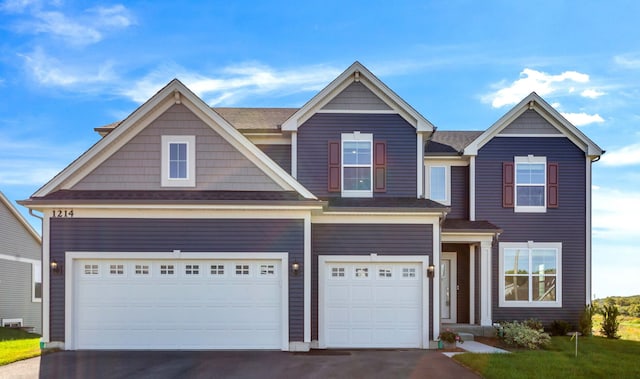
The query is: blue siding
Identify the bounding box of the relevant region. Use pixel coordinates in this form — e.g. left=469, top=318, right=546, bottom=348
left=476, top=137, right=587, bottom=326
left=311, top=223, right=434, bottom=339
left=449, top=166, right=469, bottom=219
left=257, top=144, right=291, bottom=174
left=49, top=218, right=304, bottom=342
left=297, top=113, right=417, bottom=198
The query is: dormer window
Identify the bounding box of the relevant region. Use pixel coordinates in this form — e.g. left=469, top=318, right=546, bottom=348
left=161, top=135, right=196, bottom=187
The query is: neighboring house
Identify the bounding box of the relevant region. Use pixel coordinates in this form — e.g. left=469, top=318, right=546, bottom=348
left=20, top=62, right=603, bottom=351
left=1, top=191, right=42, bottom=334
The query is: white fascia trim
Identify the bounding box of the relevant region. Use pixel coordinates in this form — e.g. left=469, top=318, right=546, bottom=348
left=40, top=208, right=315, bottom=220
left=281, top=62, right=434, bottom=133
left=497, top=242, right=562, bottom=308
left=244, top=134, right=291, bottom=145
left=441, top=233, right=495, bottom=243
left=0, top=253, right=40, bottom=265
left=313, top=213, right=442, bottom=224
left=64, top=251, right=290, bottom=351
left=0, top=191, right=41, bottom=243
left=463, top=93, right=603, bottom=156
left=496, top=134, right=566, bottom=138
left=318, top=254, right=430, bottom=349
left=315, top=109, right=397, bottom=114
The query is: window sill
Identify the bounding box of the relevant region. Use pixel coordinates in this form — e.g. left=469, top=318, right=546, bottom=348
left=341, top=191, right=373, bottom=198
left=499, top=301, right=561, bottom=308
left=514, top=206, right=546, bottom=213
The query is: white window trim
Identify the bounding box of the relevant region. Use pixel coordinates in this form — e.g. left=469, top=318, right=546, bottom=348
left=161, top=135, right=196, bottom=187
left=514, top=156, right=546, bottom=213
left=32, top=262, right=42, bottom=303
left=426, top=165, right=449, bottom=205
left=341, top=132, right=373, bottom=198
left=498, top=242, right=562, bottom=308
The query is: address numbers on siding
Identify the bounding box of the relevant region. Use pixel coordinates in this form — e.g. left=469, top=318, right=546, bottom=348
left=52, top=209, right=74, bottom=218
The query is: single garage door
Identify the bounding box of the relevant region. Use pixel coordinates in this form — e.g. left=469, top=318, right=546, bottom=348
left=321, top=261, right=423, bottom=348
left=74, top=258, right=282, bottom=350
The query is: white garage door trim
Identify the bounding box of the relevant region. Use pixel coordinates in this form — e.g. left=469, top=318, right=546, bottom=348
left=64, top=251, right=289, bottom=351
left=318, top=254, right=429, bottom=349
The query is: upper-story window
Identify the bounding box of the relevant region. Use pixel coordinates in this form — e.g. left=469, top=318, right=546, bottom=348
left=503, top=156, right=558, bottom=212
left=429, top=166, right=447, bottom=204
left=342, top=132, right=373, bottom=197
left=161, top=135, right=196, bottom=187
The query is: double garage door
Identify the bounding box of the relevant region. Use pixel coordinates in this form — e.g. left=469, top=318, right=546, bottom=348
left=73, top=258, right=283, bottom=350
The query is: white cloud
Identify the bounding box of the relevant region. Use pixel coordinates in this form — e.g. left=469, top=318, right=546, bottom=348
left=592, top=187, right=640, bottom=240
left=19, top=47, right=116, bottom=87
left=121, top=62, right=342, bottom=105
left=484, top=68, right=590, bottom=108
left=581, top=89, right=605, bottom=99
left=600, top=143, right=640, bottom=166
left=3, top=2, right=134, bottom=46
left=614, top=54, right=640, bottom=69
left=560, top=112, right=605, bottom=126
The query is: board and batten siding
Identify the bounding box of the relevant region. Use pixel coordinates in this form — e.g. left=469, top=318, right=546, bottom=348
left=0, top=199, right=41, bottom=334
left=449, top=166, right=469, bottom=219
left=311, top=223, right=433, bottom=339
left=49, top=218, right=304, bottom=342
left=475, top=136, right=587, bottom=325
left=499, top=109, right=562, bottom=135
left=256, top=144, right=292, bottom=174
left=73, top=104, right=283, bottom=191
left=297, top=113, right=417, bottom=198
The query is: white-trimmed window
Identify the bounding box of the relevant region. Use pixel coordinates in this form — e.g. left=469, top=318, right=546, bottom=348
left=341, top=132, right=373, bottom=197
left=515, top=156, right=546, bottom=212
left=499, top=242, right=562, bottom=307
left=429, top=166, right=448, bottom=204
left=161, top=135, right=196, bottom=187
left=32, top=262, right=42, bottom=302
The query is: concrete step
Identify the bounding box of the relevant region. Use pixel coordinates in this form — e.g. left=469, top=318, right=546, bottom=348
left=458, top=332, right=475, bottom=341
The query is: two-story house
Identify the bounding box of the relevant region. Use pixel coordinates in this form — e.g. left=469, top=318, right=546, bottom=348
left=21, top=62, right=602, bottom=351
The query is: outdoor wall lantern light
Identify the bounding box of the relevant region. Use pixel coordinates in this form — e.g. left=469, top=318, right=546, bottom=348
left=427, top=264, right=435, bottom=278
left=51, top=260, right=63, bottom=275
left=291, top=262, right=300, bottom=276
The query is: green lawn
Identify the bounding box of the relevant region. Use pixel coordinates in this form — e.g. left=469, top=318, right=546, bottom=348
left=0, top=327, right=41, bottom=366
left=454, top=336, right=640, bottom=378
left=593, top=314, right=640, bottom=341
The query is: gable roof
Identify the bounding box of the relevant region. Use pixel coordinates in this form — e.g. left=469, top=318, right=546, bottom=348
left=463, top=92, right=604, bottom=157
left=425, top=131, right=484, bottom=155
left=214, top=107, right=298, bottom=132
left=0, top=191, right=41, bottom=243
left=281, top=61, right=435, bottom=132
left=31, top=79, right=317, bottom=200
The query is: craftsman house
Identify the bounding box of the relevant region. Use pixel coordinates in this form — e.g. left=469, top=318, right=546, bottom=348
left=21, top=62, right=602, bottom=351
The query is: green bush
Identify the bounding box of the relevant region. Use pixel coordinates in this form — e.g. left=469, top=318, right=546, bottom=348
left=500, top=321, right=551, bottom=349
left=579, top=304, right=596, bottom=336
left=601, top=304, right=620, bottom=339
left=524, top=318, right=543, bottom=331
left=550, top=320, right=572, bottom=336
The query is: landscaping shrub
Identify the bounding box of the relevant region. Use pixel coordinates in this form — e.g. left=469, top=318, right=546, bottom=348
left=550, top=320, right=572, bottom=336
left=524, top=318, right=543, bottom=331
left=500, top=321, right=551, bottom=349
left=601, top=304, right=620, bottom=339
left=579, top=304, right=596, bottom=336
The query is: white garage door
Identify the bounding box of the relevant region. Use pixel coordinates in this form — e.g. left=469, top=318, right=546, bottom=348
left=321, top=261, right=424, bottom=348
left=73, top=258, right=282, bottom=350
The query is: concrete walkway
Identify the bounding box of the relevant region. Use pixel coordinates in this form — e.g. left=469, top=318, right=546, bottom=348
left=443, top=340, right=509, bottom=357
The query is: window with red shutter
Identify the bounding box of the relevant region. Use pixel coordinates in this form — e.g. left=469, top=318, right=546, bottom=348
left=503, top=162, right=514, bottom=208
left=373, top=141, right=387, bottom=192
left=547, top=163, right=559, bottom=208
left=327, top=141, right=341, bottom=192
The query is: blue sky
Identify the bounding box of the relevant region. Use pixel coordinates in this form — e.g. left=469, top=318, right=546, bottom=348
left=1, top=0, right=638, bottom=298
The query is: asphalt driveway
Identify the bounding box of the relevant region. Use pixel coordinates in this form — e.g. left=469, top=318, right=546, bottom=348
left=1, top=350, right=480, bottom=379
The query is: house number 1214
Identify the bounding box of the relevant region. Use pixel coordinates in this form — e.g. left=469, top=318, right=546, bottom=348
left=52, top=209, right=74, bottom=218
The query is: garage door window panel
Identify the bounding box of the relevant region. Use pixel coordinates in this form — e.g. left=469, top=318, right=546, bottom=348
left=109, top=264, right=125, bottom=276
left=210, top=264, right=225, bottom=276
left=185, top=264, right=200, bottom=276
left=135, top=264, right=150, bottom=276
left=160, top=264, right=175, bottom=275
left=83, top=264, right=99, bottom=276
left=235, top=264, right=250, bottom=276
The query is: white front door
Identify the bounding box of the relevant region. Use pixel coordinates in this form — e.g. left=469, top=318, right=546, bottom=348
left=440, top=252, right=457, bottom=323
left=320, top=258, right=427, bottom=348
left=73, top=257, right=284, bottom=350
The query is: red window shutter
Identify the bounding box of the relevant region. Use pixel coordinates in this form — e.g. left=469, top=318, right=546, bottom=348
left=548, top=163, right=559, bottom=208
left=503, top=162, right=514, bottom=208
left=327, top=140, right=341, bottom=192
left=374, top=141, right=387, bottom=192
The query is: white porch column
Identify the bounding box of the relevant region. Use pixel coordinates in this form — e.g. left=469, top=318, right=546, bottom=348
left=469, top=244, right=475, bottom=325
left=432, top=221, right=441, bottom=340
left=480, top=240, right=493, bottom=326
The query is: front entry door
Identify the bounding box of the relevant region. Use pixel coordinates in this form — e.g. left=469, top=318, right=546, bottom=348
left=440, top=252, right=457, bottom=323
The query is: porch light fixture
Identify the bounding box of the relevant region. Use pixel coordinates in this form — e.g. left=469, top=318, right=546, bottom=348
left=427, top=264, right=435, bottom=278
left=291, top=262, right=300, bottom=276
left=50, top=260, right=63, bottom=275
